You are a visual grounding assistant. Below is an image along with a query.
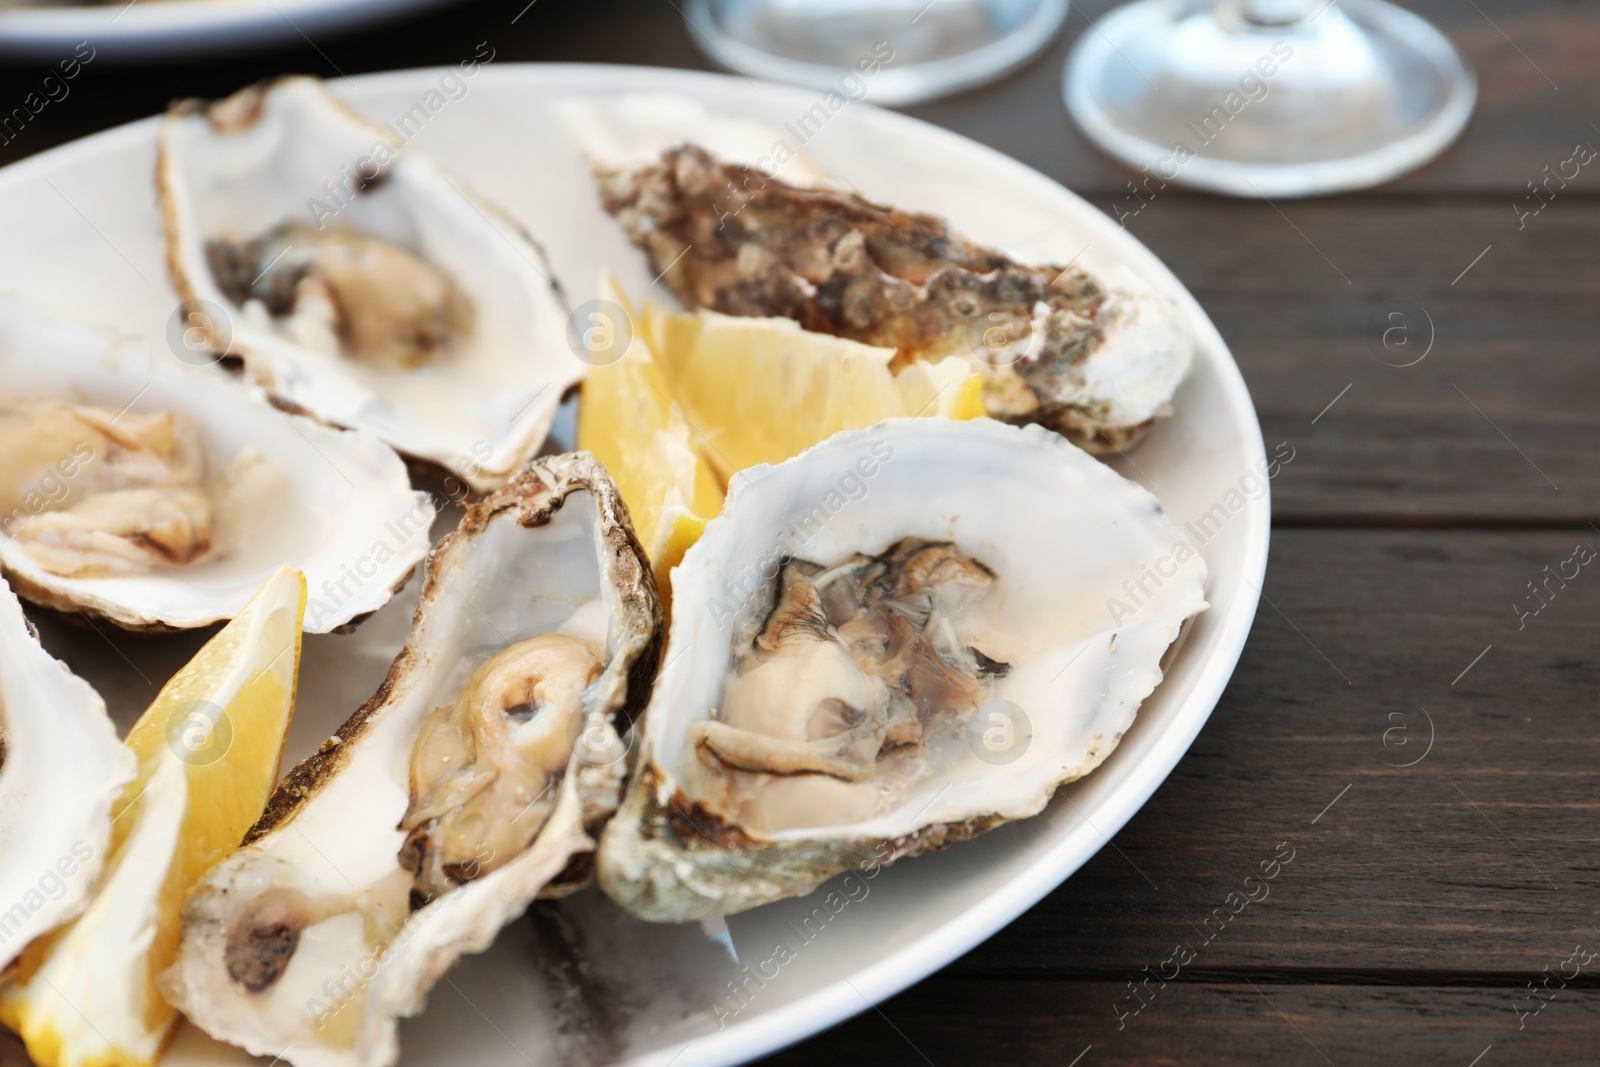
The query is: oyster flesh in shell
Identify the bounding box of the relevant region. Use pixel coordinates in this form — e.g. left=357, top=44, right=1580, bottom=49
left=160, top=76, right=582, bottom=492
left=1, top=395, right=214, bottom=579
left=559, top=93, right=1194, bottom=453
left=0, top=295, right=429, bottom=633
left=0, top=579, right=133, bottom=973
left=163, top=454, right=663, bottom=1067
left=598, top=419, right=1207, bottom=922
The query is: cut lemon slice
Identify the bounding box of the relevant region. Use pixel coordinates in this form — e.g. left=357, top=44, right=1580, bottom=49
left=646, top=306, right=985, bottom=481
left=577, top=277, right=984, bottom=595
left=0, top=566, right=306, bottom=1067
left=577, top=271, right=722, bottom=592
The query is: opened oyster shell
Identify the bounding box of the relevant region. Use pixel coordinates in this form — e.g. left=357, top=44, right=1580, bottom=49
left=558, top=93, right=1194, bottom=453
left=598, top=418, right=1207, bottom=922
left=0, top=296, right=428, bottom=633
left=0, top=580, right=133, bottom=973
left=160, top=76, right=583, bottom=492
left=164, top=454, right=663, bottom=1067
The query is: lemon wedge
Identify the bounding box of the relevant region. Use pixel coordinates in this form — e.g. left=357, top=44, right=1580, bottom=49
left=577, top=271, right=723, bottom=592
left=578, top=278, right=984, bottom=592
left=0, top=566, right=306, bottom=1067
left=646, top=305, right=985, bottom=482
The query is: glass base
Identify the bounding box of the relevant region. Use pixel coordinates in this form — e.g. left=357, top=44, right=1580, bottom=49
left=1064, top=0, right=1476, bottom=197
left=685, top=0, right=1070, bottom=107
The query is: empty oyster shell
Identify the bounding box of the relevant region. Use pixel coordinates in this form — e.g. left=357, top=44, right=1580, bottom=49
left=597, top=418, right=1207, bottom=922
left=160, top=77, right=583, bottom=492
left=559, top=93, right=1194, bottom=453
left=0, top=295, right=429, bottom=633
left=0, top=580, right=133, bottom=973
left=163, top=454, right=663, bottom=1067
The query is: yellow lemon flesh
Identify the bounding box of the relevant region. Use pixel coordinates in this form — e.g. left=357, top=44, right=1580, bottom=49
left=0, top=566, right=306, bottom=1067
left=646, top=305, right=984, bottom=482
left=577, top=271, right=722, bottom=593
left=578, top=274, right=985, bottom=594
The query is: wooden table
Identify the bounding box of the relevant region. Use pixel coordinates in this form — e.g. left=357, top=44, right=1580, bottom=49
left=3, top=1, right=1595, bottom=1063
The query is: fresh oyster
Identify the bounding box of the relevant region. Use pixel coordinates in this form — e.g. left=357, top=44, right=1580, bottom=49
left=598, top=419, right=1207, bottom=921
left=0, top=295, right=428, bottom=632
left=559, top=93, right=1194, bottom=453
left=164, top=454, right=663, bottom=1067
left=160, top=76, right=582, bottom=492
left=0, top=579, right=133, bottom=973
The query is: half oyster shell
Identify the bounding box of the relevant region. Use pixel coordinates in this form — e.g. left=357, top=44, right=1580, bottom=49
left=160, top=77, right=583, bottom=492
left=559, top=93, right=1194, bottom=453
left=0, top=579, right=133, bottom=973
left=598, top=418, right=1207, bottom=922
left=0, top=295, right=428, bottom=633
left=163, top=454, right=662, bottom=1067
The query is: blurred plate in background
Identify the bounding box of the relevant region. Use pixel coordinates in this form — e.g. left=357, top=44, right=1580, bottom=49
left=0, top=0, right=459, bottom=60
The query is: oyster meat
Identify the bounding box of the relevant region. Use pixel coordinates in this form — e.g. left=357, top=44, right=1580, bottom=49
left=205, top=221, right=475, bottom=373
left=598, top=418, right=1208, bottom=921
left=692, top=540, right=1006, bottom=796
left=559, top=93, right=1194, bottom=453
left=3, top=395, right=217, bottom=578
left=160, top=77, right=583, bottom=492
left=0, top=294, right=429, bottom=632
left=164, top=454, right=663, bottom=1067
left=0, top=579, right=133, bottom=973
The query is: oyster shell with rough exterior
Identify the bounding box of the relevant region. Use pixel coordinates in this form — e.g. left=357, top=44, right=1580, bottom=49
left=597, top=418, right=1207, bottom=922
left=162, top=453, right=662, bottom=1067
left=558, top=93, right=1194, bottom=454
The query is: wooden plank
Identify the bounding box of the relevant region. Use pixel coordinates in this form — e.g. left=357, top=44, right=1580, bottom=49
left=757, top=977, right=1600, bottom=1065
left=1123, top=198, right=1600, bottom=523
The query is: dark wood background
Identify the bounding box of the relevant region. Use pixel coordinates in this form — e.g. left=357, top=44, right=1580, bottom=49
left=3, top=0, right=1597, bottom=1063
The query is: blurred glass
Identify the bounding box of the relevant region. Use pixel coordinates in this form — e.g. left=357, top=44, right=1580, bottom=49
left=1063, top=0, right=1476, bottom=197
left=684, top=0, right=1070, bottom=106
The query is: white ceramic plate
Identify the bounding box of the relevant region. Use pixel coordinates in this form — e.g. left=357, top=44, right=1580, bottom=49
left=0, top=64, right=1269, bottom=1067
left=0, top=0, right=455, bottom=60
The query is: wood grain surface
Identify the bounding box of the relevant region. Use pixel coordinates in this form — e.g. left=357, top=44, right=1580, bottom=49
left=0, top=0, right=1592, bottom=1064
